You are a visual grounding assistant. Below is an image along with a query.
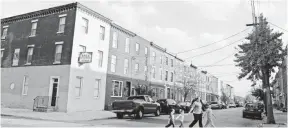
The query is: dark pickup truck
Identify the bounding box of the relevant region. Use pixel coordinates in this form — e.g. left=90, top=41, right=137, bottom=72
left=111, top=95, right=161, bottom=119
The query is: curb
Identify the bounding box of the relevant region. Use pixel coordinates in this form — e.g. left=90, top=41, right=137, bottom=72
left=1, top=113, right=113, bottom=123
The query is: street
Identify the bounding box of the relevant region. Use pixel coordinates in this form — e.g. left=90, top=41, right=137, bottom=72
left=2, top=107, right=273, bottom=127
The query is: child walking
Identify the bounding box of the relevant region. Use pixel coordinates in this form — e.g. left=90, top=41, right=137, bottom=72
left=175, top=108, right=185, bottom=127
left=203, top=104, right=216, bottom=127
left=165, top=109, right=175, bottom=128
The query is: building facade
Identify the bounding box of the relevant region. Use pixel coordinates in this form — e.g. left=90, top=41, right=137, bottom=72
left=1, top=2, right=111, bottom=112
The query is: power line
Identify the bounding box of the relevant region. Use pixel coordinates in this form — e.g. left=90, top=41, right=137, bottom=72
left=176, top=28, right=250, bottom=54
left=197, top=64, right=235, bottom=68
left=211, top=52, right=235, bottom=65
left=268, top=22, right=288, bottom=32
left=185, top=38, right=245, bottom=59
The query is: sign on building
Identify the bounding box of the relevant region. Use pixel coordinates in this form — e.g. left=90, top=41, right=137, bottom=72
left=78, top=52, right=93, bottom=63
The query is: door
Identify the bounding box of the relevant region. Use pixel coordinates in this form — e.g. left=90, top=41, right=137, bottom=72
left=126, top=81, right=131, bottom=97
left=50, top=77, right=59, bottom=106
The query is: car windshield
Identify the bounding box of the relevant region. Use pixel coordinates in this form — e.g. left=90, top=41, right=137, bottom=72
left=167, top=99, right=176, bottom=104
left=127, top=96, right=145, bottom=101
left=179, top=102, right=190, bottom=106
left=245, top=103, right=257, bottom=108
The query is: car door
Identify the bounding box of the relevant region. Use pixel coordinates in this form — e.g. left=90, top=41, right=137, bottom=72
left=148, top=96, right=157, bottom=112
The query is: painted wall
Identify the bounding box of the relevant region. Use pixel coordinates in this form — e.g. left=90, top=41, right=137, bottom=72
left=66, top=8, right=110, bottom=112
left=1, top=65, right=70, bottom=112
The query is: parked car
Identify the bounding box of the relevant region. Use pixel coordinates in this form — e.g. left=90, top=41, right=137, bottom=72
left=221, top=102, right=228, bottom=109
left=242, top=103, right=264, bottom=119
left=210, top=101, right=223, bottom=109
left=111, top=95, right=161, bottom=119
left=178, top=102, right=192, bottom=113
left=229, top=102, right=236, bottom=108
left=157, top=99, right=181, bottom=114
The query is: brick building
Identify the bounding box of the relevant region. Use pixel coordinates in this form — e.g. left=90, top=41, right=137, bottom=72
left=1, top=2, right=111, bottom=112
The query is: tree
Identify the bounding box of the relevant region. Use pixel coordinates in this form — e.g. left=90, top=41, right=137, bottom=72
left=220, top=90, right=230, bottom=106
left=252, top=88, right=265, bottom=101
left=235, top=14, right=286, bottom=124
left=177, top=69, right=202, bottom=102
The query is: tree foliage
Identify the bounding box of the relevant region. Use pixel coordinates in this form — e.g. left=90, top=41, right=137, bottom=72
left=220, top=89, right=230, bottom=105
left=251, top=88, right=265, bottom=101
left=234, top=14, right=286, bottom=124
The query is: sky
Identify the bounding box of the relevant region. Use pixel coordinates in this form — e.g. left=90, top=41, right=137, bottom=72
left=1, top=0, right=288, bottom=97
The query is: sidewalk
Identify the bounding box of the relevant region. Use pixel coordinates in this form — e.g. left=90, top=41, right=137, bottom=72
left=1, top=107, right=115, bottom=122
left=257, top=109, right=287, bottom=127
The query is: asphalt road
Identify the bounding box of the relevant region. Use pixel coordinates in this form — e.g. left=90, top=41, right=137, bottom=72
left=1, top=107, right=268, bottom=127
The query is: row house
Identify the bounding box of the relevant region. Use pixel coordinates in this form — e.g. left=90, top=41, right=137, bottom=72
left=1, top=2, right=112, bottom=112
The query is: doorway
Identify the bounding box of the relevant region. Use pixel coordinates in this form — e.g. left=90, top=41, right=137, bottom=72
left=49, top=77, right=59, bottom=107
left=126, top=81, right=131, bottom=97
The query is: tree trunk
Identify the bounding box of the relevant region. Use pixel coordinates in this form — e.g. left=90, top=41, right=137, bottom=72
left=263, top=68, right=276, bottom=124
left=262, top=80, right=268, bottom=115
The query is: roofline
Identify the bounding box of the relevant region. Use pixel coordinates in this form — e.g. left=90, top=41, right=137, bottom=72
left=1, top=2, right=112, bottom=24
left=111, top=23, right=137, bottom=37
left=150, top=42, right=166, bottom=52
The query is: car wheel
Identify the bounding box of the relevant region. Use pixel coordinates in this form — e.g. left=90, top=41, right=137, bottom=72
left=155, top=108, right=160, bottom=116
left=116, top=113, right=124, bottom=119
left=136, top=108, right=144, bottom=119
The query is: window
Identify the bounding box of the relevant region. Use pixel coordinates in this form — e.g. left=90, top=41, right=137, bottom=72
left=166, top=57, right=168, bottom=65
left=152, top=66, right=156, bottom=78
left=145, top=47, right=148, bottom=55
left=152, top=52, right=156, bottom=61
left=98, top=50, right=103, bottom=67
left=112, top=80, right=123, bottom=97
left=171, top=59, right=173, bottom=67
left=94, top=79, right=101, bottom=98
left=124, top=59, right=129, bottom=74
left=30, top=21, right=37, bottom=36
left=75, top=76, right=83, bottom=97
left=12, top=48, right=20, bottom=66
left=22, top=76, right=29, bottom=95
left=79, top=45, right=86, bottom=52
left=82, top=18, right=89, bottom=34
left=165, top=71, right=168, bottom=81
left=131, top=87, right=136, bottom=96
left=160, top=56, right=162, bottom=64
left=58, top=16, right=66, bottom=33
left=155, top=88, right=159, bottom=98
left=2, top=27, right=8, bottom=39
left=26, top=47, right=34, bottom=64
left=171, top=72, right=174, bottom=82
left=135, top=63, right=139, bottom=72
left=159, top=68, right=163, bottom=80
left=111, top=55, right=117, bottom=72
left=100, top=26, right=105, bottom=40
left=54, top=44, right=63, bottom=63
left=125, top=38, right=130, bottom=53
left=135, top=43, right=139, bottom=54
left=1, top=49, right=4, bottom=60
left=112, top=32, right=118, bottom=48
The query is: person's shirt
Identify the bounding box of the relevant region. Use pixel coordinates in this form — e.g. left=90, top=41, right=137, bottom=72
left=191, top=101, right=203, bottom=114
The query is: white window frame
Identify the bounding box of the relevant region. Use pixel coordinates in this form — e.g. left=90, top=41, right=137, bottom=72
left=160, top=56, right=162, bottom=64
left=25, top=45, right=35, bottom=65
left=152, top=52, right=156, bottom=61
left=171, top=59, right=173, bottom=67
left=111, top=55, right=117, bottom=72
left=171, top=72, right=174, bottom=82
left=30, top=20, right=38, bottom=37
left=111, top=80, right=123, bottom=97
left=1, top=26, right=8, bottom=39
left=100, top=26, right=105, bottom=40
left=135, top=43, right=139, bottom=54
left=12, top=48, right=20, bottom=66
left=145, top=47, right=148, bottom=55
left=135, top=63, right=139, bottom=73
left=124, top=59, right=129, bottom=75
left=159, top=68, right=163, bottom=80
left=166, top=57, right=168, bottom=65
left=22, top=75, right=29, bottom=95
left=125, top=38, right=130, bottom=53
left=75, top=76, right=83, bottom=98
left=82, top=18, right=89, bottom=34
left=165, top=70, right=168, bottom=81
left=53, top=42, right=63, bottom=64
left=98, top=50, right=103, bottom=68
left=94, top=79, right=101, bottom=98
left=152, top=66, right=156, bottom=79
left=131, top=87, right=136, bottom=96
left=112, top=32, right=118, bottom=48
left=57, top=14, right=66, bottom=33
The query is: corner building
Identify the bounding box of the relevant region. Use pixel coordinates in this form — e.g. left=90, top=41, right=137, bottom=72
left=1, top=2, right=111, bottom=112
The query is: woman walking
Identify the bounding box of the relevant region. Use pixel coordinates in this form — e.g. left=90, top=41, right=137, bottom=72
left=188, top=97, right=205, bottom=128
